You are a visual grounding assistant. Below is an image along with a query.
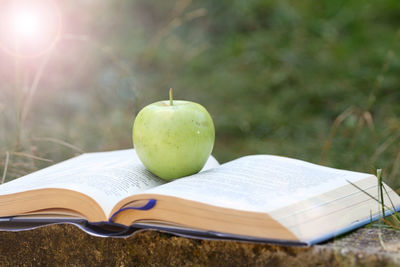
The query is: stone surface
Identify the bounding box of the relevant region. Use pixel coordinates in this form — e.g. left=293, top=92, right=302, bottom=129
left=0, top=224, right=399, bottom=266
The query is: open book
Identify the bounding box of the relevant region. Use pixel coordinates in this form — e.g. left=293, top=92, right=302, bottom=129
left=0, top=149, right=399, bottom=245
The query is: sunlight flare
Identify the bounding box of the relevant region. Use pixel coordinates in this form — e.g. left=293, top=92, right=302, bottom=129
left=0, top=0, right=61, bottom=57
left=12, top=9, right=42, bottom=39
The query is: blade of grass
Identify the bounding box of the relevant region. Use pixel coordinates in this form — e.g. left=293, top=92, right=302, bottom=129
left=378, top=230, right=387, bottom=250
left=1, top=151, right=9, bottom=184
left=363, top=111, right=375, bottom=132
left=382, top=183, right=397, bottom=213
left=346, top=179, right=393, bottom=212
left=372, top=132, right=400, bottom=163
left=348, top=169, right=400, bottom=232
left=32, top=137, right=84, bottom=153
left=382, top=184, right=400, bottom=227
left=21, top=46, right=54, bottom=124
left=377, top=169, right=385, bottom=218
left=321, top=107, right=355, bottom=164
left=10, top=152, right=53, bottom=163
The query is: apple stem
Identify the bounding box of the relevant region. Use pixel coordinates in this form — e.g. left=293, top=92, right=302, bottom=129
left=169, top=88, right=173, bottom=106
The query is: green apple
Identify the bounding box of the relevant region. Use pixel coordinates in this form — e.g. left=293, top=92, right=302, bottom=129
left=132, top=89, right=215, bottom=180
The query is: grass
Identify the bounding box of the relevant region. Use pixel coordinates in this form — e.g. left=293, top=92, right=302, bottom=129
left=378, top=169, right=400, bottom=230
left=0, top=0, right=399, bottom=191
left=348, top=169, right=400, bottom=231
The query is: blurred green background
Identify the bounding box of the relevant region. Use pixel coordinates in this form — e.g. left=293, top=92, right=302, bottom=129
left=0, top=0, right=399, bottom=188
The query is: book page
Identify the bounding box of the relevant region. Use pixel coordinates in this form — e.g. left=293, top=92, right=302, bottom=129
left=0, top=149, right=219, bottom=217
left=143, top=155, right=372, bottom=213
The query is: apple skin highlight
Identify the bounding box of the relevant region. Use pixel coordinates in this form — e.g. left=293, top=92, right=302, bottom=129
left=132, top=100, right=215, bottom=180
